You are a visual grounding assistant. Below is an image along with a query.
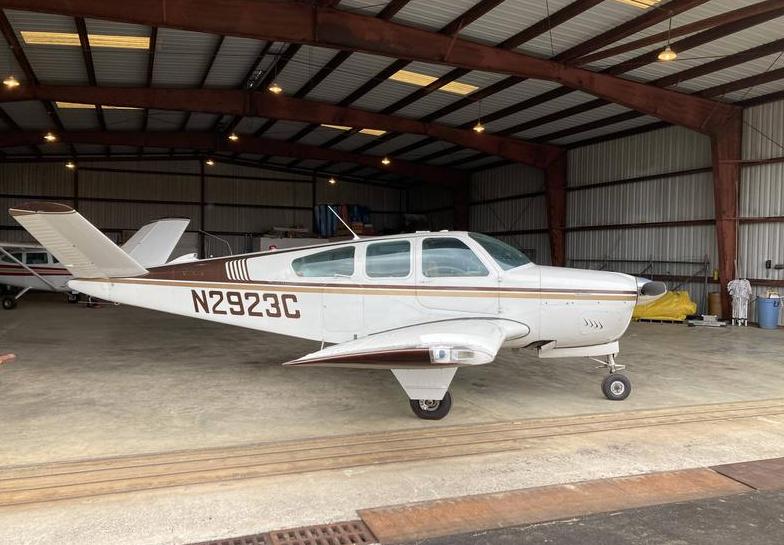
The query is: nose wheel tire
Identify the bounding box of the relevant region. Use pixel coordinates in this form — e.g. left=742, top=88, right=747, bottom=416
left=602, top=373, right=631, bottom=401
left=409, top=391, right=452, bottom=420
left=2, top=297, right=16, bottom=310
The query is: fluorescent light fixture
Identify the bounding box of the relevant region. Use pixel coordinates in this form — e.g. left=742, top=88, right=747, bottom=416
left=20, top=31, right=149, bottom=49
left=321, top=124, right=386, bottom=136
left=55, top=101, right=140, bottom=110
left=322, top=124, right=352, bottom=131
left=389, top=69, right=477, bottom=95
left=614, top=0, right=660, bottom=8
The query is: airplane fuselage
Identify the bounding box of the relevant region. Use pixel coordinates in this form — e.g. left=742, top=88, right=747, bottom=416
left=70, top=232, right=638, bottom=350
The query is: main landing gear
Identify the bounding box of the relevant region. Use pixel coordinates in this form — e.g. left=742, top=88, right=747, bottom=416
left=409, top=391, right=452, bottom=420
left=592, top=353, right=631, bottom=401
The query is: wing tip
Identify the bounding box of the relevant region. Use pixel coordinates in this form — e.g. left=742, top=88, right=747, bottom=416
left=9, top=202, right=75, bottom=217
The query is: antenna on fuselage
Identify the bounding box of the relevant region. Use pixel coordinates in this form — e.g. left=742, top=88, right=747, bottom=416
left=327, top=205, right=360, bottom=241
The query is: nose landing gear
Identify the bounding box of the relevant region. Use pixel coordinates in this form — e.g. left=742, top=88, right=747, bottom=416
left=592, top=354, right=631, bottom=401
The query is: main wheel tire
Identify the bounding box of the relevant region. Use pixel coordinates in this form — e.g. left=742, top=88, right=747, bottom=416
left=409, top=391, right=452, bottom=420
left=602, top=373, right=631, bottom=401
left=2, top=297, right=16, bottom=310
left=67, top=293, right=79, bottom=304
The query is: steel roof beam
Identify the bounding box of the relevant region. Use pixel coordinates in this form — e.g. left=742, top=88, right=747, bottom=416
left=1, top=0, right=738, bottom=134
left=0, top=130, right=466, bottom=186
left=4, top=84, right=563, bottom=169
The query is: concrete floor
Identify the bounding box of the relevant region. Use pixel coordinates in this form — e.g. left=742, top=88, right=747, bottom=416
left=0, top=293, right=783, bottom=545
left=1, top=293, right=783, bottom=466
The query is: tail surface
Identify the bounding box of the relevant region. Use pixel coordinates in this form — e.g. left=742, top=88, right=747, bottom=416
left=10, top=202, right=147, bottom=279
left=121, top=217, right=189, bottom=267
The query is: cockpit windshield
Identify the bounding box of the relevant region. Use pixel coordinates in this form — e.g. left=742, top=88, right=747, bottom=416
left=469, top=233, right=530, bottom=270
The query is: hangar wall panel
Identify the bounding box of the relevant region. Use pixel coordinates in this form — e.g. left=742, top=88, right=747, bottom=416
left=468, top=163, right=550, bottom=264
left=739, top=99, right=784, bottom=324
left=567, top=126, right=712, bottom=186
left=79, top=170, right=200, bottom=201
left=567, top=171, right=715, bottom=227
left=565, top=126, right=715, bottom=311
left=0, top=163, right=74, bottom=196
left=0, top=160, right=405, bottom=256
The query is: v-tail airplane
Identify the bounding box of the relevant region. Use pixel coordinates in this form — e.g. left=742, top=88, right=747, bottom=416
left=0, top=216, right=191, bottom=309
left=11, top=202, right=666, bottom=419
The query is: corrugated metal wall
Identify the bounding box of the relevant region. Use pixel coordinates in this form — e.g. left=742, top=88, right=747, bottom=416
left=739, top=99, right=784, bottom=324
left=566, top=126, right=716, bottom=312
left=469, top=163, right=550, bottom=264
left=0, top=159, right=404, bottom=256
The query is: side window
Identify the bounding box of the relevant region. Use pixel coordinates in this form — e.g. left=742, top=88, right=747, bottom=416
left=0, top=253, right=22, bottom=264
left=366, top=241, right=410, bottom=278
left=25, top=252, right=48, bottom=265
left=422, top=238, right=489, bottom=278
left=292, top=247, right=355, bottom=277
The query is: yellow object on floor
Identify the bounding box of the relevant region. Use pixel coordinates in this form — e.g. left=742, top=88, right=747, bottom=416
left=633, top=291, right=697, bottom=322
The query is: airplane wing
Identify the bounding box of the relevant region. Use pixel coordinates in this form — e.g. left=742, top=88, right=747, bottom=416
left=284, top=319, right=522, bottom=369
left=9, top=202, right=147, bottom=279
left=121, top=218, right=190, bottom=267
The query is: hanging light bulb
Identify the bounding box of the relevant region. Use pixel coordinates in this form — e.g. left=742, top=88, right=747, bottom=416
left=65, top=160, right=76, bottom=169
left=473, top=99, right=485, bottom=134
left=473, top=121, right=485, bottom=134
left=658, top=13, right=677, bottom=62
left=43, top=131, right=57, bottom=142
left=228, top=133, right=239, bottom=142
left=328, top=176, right=337, bottom=185
left=381, top=156, right=391, bottom=166
left=657, top=45, right=677, bottom=62
left=3, top=75, right=19, bottom=89
left=205, top=158, right=215, bottom=166
left=268, top=82, right=283, bottom=94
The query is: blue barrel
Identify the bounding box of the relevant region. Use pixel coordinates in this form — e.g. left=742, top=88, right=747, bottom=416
left=758, top=297, right=782, bottom=329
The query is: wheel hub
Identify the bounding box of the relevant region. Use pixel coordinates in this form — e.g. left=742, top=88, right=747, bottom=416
left=418, top=399, right=440, bottom=411
left=610, top=381, right=626, bottom=396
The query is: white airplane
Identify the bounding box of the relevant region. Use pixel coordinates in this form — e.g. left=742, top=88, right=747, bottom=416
left=0, top=216, right=191, bottom=309
left=11, top=202, right=666, bottom=420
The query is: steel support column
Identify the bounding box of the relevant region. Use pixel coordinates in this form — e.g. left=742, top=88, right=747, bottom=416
left=545, top=153, right=567, bottom=267
left=711, top=113, right=742, bottom=318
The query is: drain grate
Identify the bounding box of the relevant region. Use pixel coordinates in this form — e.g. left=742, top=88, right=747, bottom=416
left=269, top=520, right=375, bottom=545
left=187, top=520, right=375, bottom=545
left=190, top=535, right=268, bottom=545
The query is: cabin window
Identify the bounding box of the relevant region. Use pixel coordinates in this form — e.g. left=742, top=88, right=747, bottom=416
left=422, top=238, right=488, bottom=278
left=0, top=252, right=22, bottom=263
left=24, top=252, right=48, bottom=265
left=366, top=241, right=410, bottom=278
left=469, top=233, right=530, bottom=270
left=292, top=247, right=355, bottom=277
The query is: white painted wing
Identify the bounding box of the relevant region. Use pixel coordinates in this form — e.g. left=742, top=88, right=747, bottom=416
left=285, top=319, right=517, bottom=369
left=121, top=218, right=190, bottom=267
left=9, top=202, right=147, bottom=279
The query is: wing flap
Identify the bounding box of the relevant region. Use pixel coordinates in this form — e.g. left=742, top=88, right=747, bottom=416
left=10, top=202, right=147, bottom=279
left=285, top=319, right=512, bottom=369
